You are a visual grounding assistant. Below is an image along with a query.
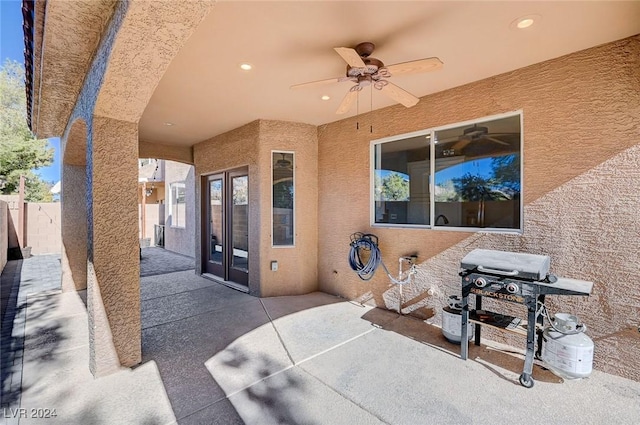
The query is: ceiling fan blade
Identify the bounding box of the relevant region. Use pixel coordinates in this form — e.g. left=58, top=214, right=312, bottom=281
left=379, top=82, right=419, bottom=108
left=484, top=136, right=510, bottom=146
left=334, top=47, right=366, bottom=68
left=436, top=134, right=460, bottom=144
left=452, top=139, right=471, bottom=151
left=385, top=57, right=443, bottom=76
left=336, top=90, right=359, bottom=114
left=290, top=76, right=352, bottom=90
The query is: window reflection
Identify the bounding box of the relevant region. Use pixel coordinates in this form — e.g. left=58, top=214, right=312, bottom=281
left=434, top=115, right=521, bottom=229
left=373, top=134, right=430, bottom=225
left=209, top=179, right=223, bottom=263
left=273, top=152, right=294, bottom=246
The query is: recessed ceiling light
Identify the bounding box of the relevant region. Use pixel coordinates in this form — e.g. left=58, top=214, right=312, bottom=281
left=163, top=122, right=174, bottom=126
left=239, top=63, right=252, bottom=71
left=321, top=95, right=330, bottom=101
left=517, top=18, right=534, bottom=29
left=511, top=14, right=541, bottom=30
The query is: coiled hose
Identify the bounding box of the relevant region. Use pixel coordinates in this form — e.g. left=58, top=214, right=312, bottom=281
left=348, top=233, right=381, bottom=281
left=348, top=233, right=414, bottom=283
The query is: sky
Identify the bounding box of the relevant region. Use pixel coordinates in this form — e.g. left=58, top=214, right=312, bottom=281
left=1, top=0, right=61, bottom=184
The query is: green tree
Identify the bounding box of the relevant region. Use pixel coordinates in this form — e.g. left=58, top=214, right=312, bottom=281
left=452, top=173, right=507, bottom=202
left=0, top=59, right=54, bottom=201
left=435, top=179, right=458, bottom=202
left=491, top=153, right=520, bottom=196
left=381, top=172, right=409, bottom=201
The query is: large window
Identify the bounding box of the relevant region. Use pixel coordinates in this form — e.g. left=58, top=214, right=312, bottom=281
left=373, top=132, right=431, bottom=226
left=272, top=152, right=294, bottom=246
left=170, top=182, right=186, bottom=228
left=372, top=112, right=522, bottom=231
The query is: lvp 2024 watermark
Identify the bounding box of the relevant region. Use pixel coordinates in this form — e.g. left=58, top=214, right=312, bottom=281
left=2, top=408, right=57, bottom=419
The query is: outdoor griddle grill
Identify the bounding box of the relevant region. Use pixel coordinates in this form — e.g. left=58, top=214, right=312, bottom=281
left=459, top=249, right=593, bottom=388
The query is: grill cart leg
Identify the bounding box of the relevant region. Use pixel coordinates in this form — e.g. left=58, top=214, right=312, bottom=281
left=535, top=295, right=546, bottom=360
left=520, top=298, right=538, bottom=388
left=474, top=294, right=482, bottom=347
left=461, top=293, right=469, bottom=360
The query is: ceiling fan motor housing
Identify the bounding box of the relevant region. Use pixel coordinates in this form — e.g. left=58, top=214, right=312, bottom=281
left=346, top=57, right=385, bottom=77
left=355, top=42, right=375, bottom=58
left=464, top=125, right=489, bottom=138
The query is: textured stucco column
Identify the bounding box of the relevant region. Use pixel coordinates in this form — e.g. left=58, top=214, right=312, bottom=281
left=61, top=164, right=88, bottom=292
left=87, top=116, right=141, bottom=375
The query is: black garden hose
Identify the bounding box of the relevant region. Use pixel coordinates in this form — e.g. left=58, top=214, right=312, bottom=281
left=348, top=233, right=383, bottom=281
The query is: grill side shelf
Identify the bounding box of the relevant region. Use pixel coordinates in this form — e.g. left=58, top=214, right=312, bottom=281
left=469, top=310, right=533, bottom=336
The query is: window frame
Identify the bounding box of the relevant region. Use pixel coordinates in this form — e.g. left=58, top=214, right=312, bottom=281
left=370, top=128, right=432, bottom=229
left=169, top=181, right=186, bottom=228
left=370, top=110, right=524, bottom=233
left=271, top=150, right=295, bottom=247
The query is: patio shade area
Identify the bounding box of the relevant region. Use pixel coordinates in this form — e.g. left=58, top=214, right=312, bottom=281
left=2, top=251, right=640, bottom=424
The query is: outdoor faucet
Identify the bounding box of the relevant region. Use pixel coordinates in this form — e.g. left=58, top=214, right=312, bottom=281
left=435, top=214, right=449, bottom=225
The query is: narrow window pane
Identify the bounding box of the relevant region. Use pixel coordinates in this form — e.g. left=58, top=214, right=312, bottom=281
left=374, top=134, right=430, bottom=225
left=209, top=179, right=223, bottom=263
left=434, top=115, right=521, bottom=229
left=273, top=152, right=294, bottom=245
left=231, top=175, right=248, bottom=271
left=170, top=182, right=186, bottom=228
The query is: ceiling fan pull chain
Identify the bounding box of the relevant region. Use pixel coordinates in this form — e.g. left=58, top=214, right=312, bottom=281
left=370, top=86, right=373, bottom=133
left=356, top=90, right=360, bottom=130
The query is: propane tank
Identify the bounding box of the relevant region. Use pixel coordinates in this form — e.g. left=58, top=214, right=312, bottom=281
left=541, top=313, right=594, bottom=379
left=442, top=295, right=474, bottom=343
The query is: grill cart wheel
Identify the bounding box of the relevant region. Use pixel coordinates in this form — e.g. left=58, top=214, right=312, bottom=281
left=519, top=373, right=534, bottom=388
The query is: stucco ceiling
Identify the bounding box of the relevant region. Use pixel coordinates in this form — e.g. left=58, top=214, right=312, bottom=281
left=138, top=1, right=640, bottom=147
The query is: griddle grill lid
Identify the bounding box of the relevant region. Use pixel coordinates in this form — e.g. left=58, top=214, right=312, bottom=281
left=461, top=249, right=551, bottom=281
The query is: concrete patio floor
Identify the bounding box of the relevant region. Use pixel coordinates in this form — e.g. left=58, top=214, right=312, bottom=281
left=2, top=249, right=640, bottom=424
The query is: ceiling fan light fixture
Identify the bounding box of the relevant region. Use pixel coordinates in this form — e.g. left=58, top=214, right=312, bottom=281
left=239, top=63, right=253, bottom=71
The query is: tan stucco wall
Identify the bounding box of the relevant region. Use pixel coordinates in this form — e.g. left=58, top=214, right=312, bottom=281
left=32, top=0, right=117, bottom=137
left=46, top=0, right=214, bottom=376
left=193, top=120, right=318, bottom=296
left=258, top=121, right=318, bottom=297
left=25, top=203, right=61, bottom=255
left=316, top=36, right=640, bottom=380
left=0, top=198, right=62, bottom=258
left=0, top=196, right=20, bottom=250
left=61, top=163, right=88, bottom=292
left=139, top=204, right=164, bottom=244
left=61, top=119, right=89, bottom=293
left=139, top=140, right=193, bottom=165
left=89, top=116, right=141, bottom=371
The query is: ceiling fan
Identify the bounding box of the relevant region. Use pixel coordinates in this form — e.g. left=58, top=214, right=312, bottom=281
left=440, top=125, right=518, bottom=151
left=290, top=42, right=443, bottom=114
left=275, top=153, right=292, bottom=169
